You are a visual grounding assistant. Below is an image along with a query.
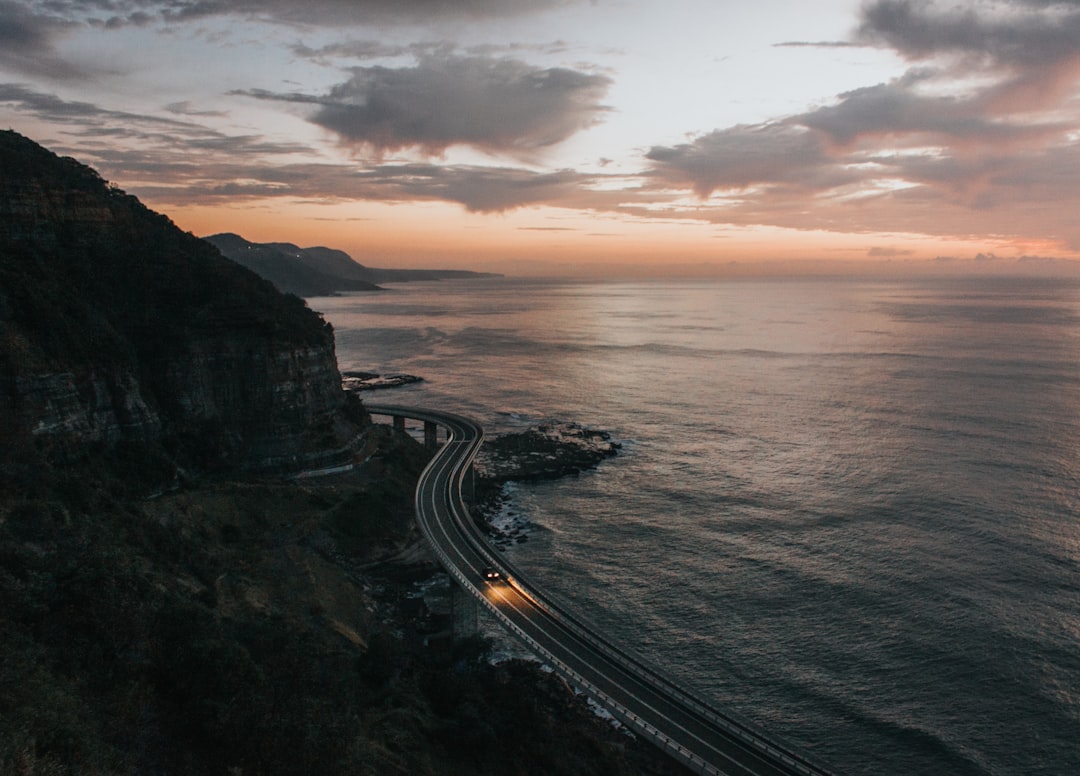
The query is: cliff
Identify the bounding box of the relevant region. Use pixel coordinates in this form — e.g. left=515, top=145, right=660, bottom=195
left=0, top=130, right=365, bottom=474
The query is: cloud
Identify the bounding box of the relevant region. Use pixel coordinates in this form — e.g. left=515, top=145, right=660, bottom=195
left=164, top=100, right=226, bottom=117
left=0, top=1, right=81, bottom=79
left=857, top=0, right=1080, bottom=111
left=796, top=74, right=1071, bottom=148
left=1, top=82, right=617, bottom=214
left=422, top=165, right=585, bottom=211
left=0, top=82, right=180, bottom=126
left=291, top=40, right=453, bottom=64
left=293, top=39, right=581, bottom=64
left=37, top=0, right=579, bottom=28
left=868, top=246, right=914, bottom=257
left=645, top=123, right=847, bottom=196
left=239, top=54, right=611, bottom=156
left=858, top=0, right=1080, bottom=69
left=0, top=83, right=307, bottom=156
left=109, top=155, right=595, bottom=213
left=639, top=0, right=1080, bottom=250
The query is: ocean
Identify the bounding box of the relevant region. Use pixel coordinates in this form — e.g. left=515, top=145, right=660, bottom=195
left=315, top=275, right=1080, bottom=775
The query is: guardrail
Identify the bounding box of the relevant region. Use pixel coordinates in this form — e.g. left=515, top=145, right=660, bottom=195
left=367, top=405, right=837, bottom=776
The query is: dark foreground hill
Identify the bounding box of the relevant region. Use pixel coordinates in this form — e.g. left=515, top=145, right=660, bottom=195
left=0, top=130, right=364, bottom=475
left=0, top=132, right=686, bottom=776
left=205, top=232, right=501, bottom=297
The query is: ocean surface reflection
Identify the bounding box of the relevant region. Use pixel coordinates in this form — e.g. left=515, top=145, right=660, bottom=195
left=315, top=276, right=1080, bottom=775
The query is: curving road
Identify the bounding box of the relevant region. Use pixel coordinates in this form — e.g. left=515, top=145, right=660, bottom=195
left=366, top=404, right=838, bottom=776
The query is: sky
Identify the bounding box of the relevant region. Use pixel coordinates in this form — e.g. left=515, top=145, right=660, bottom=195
left=4, top=0, right=1080, bottom=276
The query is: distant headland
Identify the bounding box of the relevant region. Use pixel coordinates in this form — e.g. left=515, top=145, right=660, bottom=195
left=204, top=232, right=502, bottom=297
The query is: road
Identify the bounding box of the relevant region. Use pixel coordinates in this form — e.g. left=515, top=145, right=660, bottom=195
left=366, top=404, right=838, bottom=776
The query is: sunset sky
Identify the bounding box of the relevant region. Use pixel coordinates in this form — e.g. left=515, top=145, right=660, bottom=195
left=4, top=0, right=1080, bottom=275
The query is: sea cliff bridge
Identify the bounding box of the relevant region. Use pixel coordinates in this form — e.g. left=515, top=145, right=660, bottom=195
left=367, top=405, right=837, bottom=776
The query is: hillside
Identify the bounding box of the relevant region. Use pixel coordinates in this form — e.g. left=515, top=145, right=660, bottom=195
left=0, top=130, right=363, bottom=474
left=203, top=232, right=383, bottom=297
left=205, top=232, right=501, bottom=297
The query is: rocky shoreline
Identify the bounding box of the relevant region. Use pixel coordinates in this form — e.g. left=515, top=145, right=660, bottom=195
left=342, top=370, right=424, bottom=391
left=472, top=422, right=621, bottom=549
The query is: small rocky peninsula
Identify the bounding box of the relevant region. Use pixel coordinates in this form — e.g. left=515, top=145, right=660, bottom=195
left=472, top=422, right=621, bottom=548
left=476, top=422, right=621, bottom=484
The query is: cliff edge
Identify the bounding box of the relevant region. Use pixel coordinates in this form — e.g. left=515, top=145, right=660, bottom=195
left=0, top=130, right=365, bottom=475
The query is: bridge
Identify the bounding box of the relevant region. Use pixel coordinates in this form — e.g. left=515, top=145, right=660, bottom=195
left=366, top=405, right=838, bottom=776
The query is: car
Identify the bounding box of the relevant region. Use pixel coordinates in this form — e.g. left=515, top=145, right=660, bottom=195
left=482, top=566, right=503, bottom=582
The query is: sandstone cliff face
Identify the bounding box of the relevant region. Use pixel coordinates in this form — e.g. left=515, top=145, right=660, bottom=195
left=0, top=130, right=364, bottom=473
left=158, top=338, right=357, bottom=470
left=13, top=370, right=160, bottom=442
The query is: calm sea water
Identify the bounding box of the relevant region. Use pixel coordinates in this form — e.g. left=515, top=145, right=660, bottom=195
left=315, top=275, right=1080, bottom=775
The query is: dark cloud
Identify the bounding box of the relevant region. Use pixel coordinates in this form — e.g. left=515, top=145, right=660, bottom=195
left=239, top=54, right=611, bottom=155
left=190, top=0, right=576, bottom=24
left=291, top=40, right=452, bottom=63
left=36, top=0, right=578, bottom=27
left=104, top=154, right=593, bottom=213
left=645, top=123, right=847, bottom=196
left=0, top=1, right=81, bottom=79
left=0, top=83, right=308, bottom=159
left=0, top=82, right=213, bottom=132
left=858, top=0, right=1080, bottom=69
left=796, top=74, right=1070, bottom=147
left=293, top=39, right=578, bottom=63
left=0, top=1, right=54, bottom=50
left=427, top=166, right=584, bottom=211
left=857, top=1, right=1080, bottom=112
left=1, top=82, right=609, bottom=214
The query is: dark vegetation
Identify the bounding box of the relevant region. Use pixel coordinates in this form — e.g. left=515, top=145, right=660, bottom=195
left=0, top=132, right=329, bottom=369
left=0, top=427, right=685, bottom=775
left=0, top=128, right=358, bottom=471
left=0, top=132, right=687, bottom=775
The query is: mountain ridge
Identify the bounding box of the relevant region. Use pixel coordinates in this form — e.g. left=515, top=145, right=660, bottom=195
left=204, top=232, right=501, bottom=297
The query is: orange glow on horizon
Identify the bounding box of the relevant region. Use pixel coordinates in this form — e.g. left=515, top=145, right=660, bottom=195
left=164, top=197, right=1080, bottom=278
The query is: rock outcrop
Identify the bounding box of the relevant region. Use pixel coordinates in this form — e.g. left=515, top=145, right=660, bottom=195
left=475, top=422, right=621, bottom=484
left=472, top=422, right=621, bottom=549
left=341, top=370, right=424, bottom=391
left=0, top=130, right=365, bottom=473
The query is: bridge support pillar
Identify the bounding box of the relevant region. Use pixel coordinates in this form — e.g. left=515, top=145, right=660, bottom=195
left=393, top=415, right=405, bottom=434
left=424, top=420, right=438, bottom=450
left=451, top=581, right=478, bottom=640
